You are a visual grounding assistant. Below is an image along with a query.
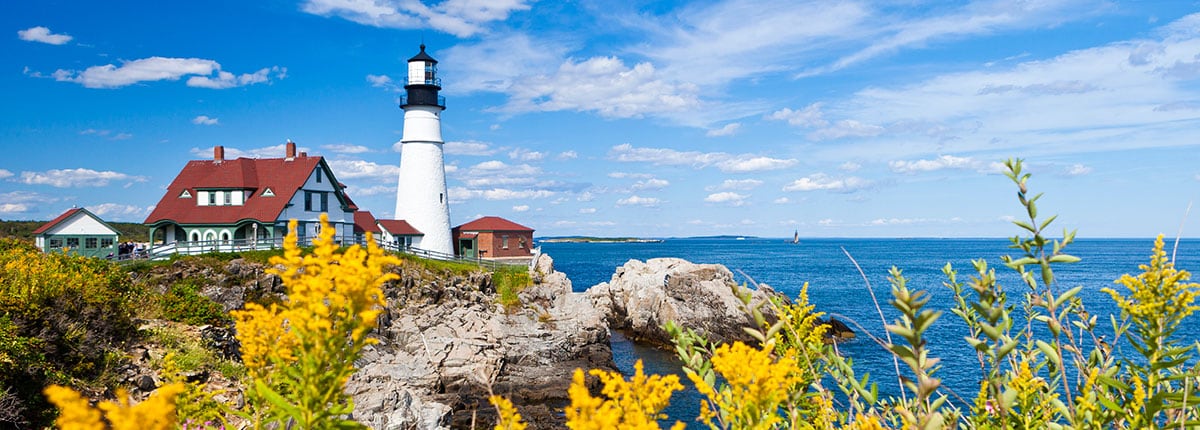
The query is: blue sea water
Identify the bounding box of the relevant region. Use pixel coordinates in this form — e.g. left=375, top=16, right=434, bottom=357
left=540, top=237, right=1200, bottom=424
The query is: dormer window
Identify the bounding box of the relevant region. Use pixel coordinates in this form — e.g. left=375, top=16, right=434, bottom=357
left=179, top=190, right=192, bottom=198
left=262, top=188, right=275, bottom=197
left=208, top=192, right=216, bottom=205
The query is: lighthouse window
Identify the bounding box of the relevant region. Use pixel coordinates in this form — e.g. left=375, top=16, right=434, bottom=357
left=439, top=193, right=443, bottom=203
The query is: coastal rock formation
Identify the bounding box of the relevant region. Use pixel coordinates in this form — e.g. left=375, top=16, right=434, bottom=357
left=347, top=253, right=614, bottom=429
left=586, top=257, right=782, bottom=348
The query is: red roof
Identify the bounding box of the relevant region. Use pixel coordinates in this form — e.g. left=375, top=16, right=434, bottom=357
left=144, top=156, right=329, bottom=226
left=33, top=207, right=121, bottom=236
left=377, top=219, right=422, bottom=236
left=32, top=208, right=83, bottom=235
left=353, top=211, right=381, bottom=234
left=455, top=216, right=533, bottom=232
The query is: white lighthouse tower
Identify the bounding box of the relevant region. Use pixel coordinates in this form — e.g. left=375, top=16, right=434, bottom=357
left=395, top=44, right=453, bottom=256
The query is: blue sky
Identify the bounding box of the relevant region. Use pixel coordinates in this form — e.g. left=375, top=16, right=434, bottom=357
left=3, top=0, right=1200, bottom=238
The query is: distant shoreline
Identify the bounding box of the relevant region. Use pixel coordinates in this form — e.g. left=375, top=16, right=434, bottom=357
left=539, top=237, right=664, bottom=243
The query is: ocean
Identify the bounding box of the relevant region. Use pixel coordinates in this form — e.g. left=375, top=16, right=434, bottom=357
left=539, top=237, right=1200, bottom=425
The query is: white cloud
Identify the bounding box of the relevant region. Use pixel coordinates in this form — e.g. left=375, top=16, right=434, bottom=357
left=610, top=143, right=796, bottom=172
left=608, top=172, right=654, bottom=179
left=501, top=56, right=702, bottom=119
left=89, top=203, right=151, bottom=219
left=579, top=207, right=597, bottom=214
left=464, top=176, right=536, bottom=187
left=773, top=197, right=790, bottom=204
left=839, top=161, right=862, bottom=172
left=18, top=168, right=146, bottom=188
left=444, top=140, right=496, bottom=156
left=0, top=203, right=30, bottom=214
left=508, top=148, right=545, bottom=161
left=466, top=160, right=540, bottom=176
left=326, top=159, right=401, bottom=181
left=1065, top=163, right=1093, bottom=176
left=301, top=0, right=530, bottom=37
left=18, top=26, right=72, bottom=45
left=706, top=123, right=741, bottom=137
left=0, top=169, right=11, bottom=179
left=707, top=179, right=762, bottom=191
left=0, top=190, right=58, bottom=205
left=53, top=57, right=284, bottom=89
left=512, top=205, right=530, bottom=212
left=78, top=129, right=134, bottom=140
left=632, top=178, right=669, bottom=190
left=366, top=74, right=397, bottom=90
left=783, top=173, right=872, bottom=193
left=192, top=115, right=219, bottom=125
left=616, top=195, right=661, bottom=207
left=766, top=104, right=829, bottom=127
left=322, top=144, right=371, bottom=154
left=557, top=151, right=578, bottom=160
left=442, top=34, right=567, bottom=94
left=704, top=192, right=748, bottom=206
left=347, top=185, right=394, bottom=196
left=889, top=155, right=978, bottom=174
left=449, top=186, right=555, bottom=201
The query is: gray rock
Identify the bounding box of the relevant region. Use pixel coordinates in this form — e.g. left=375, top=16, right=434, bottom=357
left=586, top=257, right=780, bottom=348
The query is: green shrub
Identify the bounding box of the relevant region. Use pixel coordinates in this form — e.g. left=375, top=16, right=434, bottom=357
left=494, top=266, right=532, bottom=309
left=158, top=278, right=231, bottom=326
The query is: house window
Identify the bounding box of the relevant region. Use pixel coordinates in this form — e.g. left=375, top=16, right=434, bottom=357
left=224, top=191, right=232, bottom=205
left=66, top=238, right=79, bottom=248
left=320, top=193, right=328, bottom=212
left=208, top=192, right=216, bottom=206
left=502, top=235, right=509, bottom=249
left=316, top=169, right=322, bottom=183
left=190, top=232, right=200, bottom=242
left=221, top=232, right=230, bottom=243
left=49, top=238, right=62, bottom=249
left=101, top=238, right=114, bottom=248
left=519, top=238, right=526, bottom=249
left=304, top=191, right=314, bottom=211
left=262, top=188, right=275, bottom=197
left=180, top=190, right=192, bottom=198
left=85, top=238, right=98, bottom=249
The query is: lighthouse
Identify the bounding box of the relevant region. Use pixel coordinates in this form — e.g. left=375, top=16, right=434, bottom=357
left=394, top=44, right=453, bottom=256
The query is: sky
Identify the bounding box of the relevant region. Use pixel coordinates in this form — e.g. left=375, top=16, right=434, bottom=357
left=3, top=0, right=1200, bottom=238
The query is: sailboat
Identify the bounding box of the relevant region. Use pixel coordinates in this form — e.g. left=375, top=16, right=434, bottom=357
left=791, top=230, right=800, bottom=244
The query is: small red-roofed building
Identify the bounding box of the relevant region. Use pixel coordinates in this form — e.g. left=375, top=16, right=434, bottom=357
left=452, top=216, right=534, bottom=259
left=353, top=210, right=382, bottom=243
left=377, top=219, right=423, bottom=251
left=143, top=142, right=357, bottom=254
left=33, top=207, right=121, bottom=258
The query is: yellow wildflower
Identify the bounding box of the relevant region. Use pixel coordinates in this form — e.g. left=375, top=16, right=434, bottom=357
left=489, top=395, right=528, bottom=430
left=566, top=361, right=685, bottom=430
left=45, top=383, right=185, bottom=430
left=1103, top=235, right=1200, bottom=323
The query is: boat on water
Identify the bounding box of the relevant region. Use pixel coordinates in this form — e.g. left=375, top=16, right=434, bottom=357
left=791, top=230, right=800, bottom=244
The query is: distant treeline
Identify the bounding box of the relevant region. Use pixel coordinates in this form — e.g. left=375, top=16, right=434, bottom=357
left=0, top=220, right=151, bottom=243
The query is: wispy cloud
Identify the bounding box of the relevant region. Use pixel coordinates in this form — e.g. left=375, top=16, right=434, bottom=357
left=782, top=173, right=872, bottom=193
left=18, top=26, right=72, bottom=45
left=18, top=168, right=147, bottom=188
left=889, top=155, right=977, bottom=174
left=616, top=195, right=661, bottom=207
left=499, top=56, right=701, bottom=119
left=631, top=178, right=670, bottom=190
left=704, top=191, right=748, bottom=206
left=301, top=0, right=530, bottom=37
left=706, top=123, right=741, bottom=137
left=52, top=57, right=284, bottom=89
left=326, top=159, right=401, bottom=182
left=444, top=140, right=497, bottom=156
left=190, top=144, right=299, bottom=159
left=89, top=203, right=152, bottom=220
left=508, top=148, right=545, bottom=161
left=512, top=205, right=530, bottom=212
left=322, top=144, right=371, bottom=154
left=192, top=115, right=219, bottom=125
left=707, top=179, right=763, bottom=191
left=610, top=143, right=796, bottom=172
left=0, top=169, right=13, bottom=180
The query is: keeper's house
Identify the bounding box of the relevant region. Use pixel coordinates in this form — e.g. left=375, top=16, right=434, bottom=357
left=452, top=216, right=534, bottom=259
left=143, top=142, right=357, bottom=254
left=33, top=207, right=121, bottom=258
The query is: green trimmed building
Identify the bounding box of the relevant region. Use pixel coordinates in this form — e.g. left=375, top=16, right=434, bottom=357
left=33, top=207, right=121, bottom=259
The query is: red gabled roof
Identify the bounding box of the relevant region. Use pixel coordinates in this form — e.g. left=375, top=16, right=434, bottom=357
left=353, top=211, right=381, bottom=234
left=377, top=219, right=422, bottom=236
left=144, top=156, right=325, bottom=226
left=33, top=207, right=121, bottom=236
left=455, top=216, right=533, bottom=232
left=32, top=208, right=83, bottom=234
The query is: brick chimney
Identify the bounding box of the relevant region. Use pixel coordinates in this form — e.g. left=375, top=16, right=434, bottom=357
left=214, top=145, right=225, bottom=161
left=299, top=151, right=307, bottom=158
left=285, top=140, right=296, bottom=160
